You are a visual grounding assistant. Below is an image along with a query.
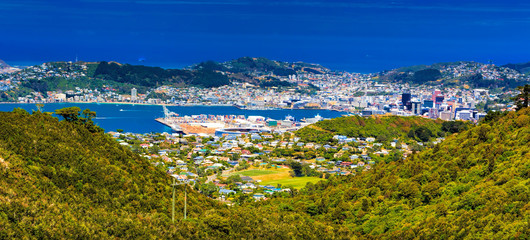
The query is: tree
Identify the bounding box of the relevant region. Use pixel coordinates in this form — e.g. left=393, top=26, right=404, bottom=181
left=481, top=110, right=507, bottom=124
left=81, top=109, right=96, bottom=123
left=226, top=174, right=242, bottom=184
left=36, top=103, right=44, bottom=112
left=12, top=107, right=29, bottom=115
left=441, top=121, right=470, bottom=133
left=376, top=133, right=389, bottom=143
left=149, top=144, right=160, bottom=154
left=412, top=69, right=442, bottom=84
left=55, top=107, right=82, bottom=122
left=199, top=182, right=219, bottom=198
left=414, top=126, right=433, bottom=142
left=287, top=160, right=303, bottom=177
left=54, top=107, right=102, bottom=133
left=512, top=84, right=530, bottom=111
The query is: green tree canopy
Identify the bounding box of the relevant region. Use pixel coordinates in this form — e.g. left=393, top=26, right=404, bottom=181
left=54, top=107, right=102, bottom=133
left=512, top=84, right=530, bottom=111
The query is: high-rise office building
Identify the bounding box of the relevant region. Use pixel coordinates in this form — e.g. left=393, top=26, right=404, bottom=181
left=423, top=100, right=434, bottom=108
left=402, top=92, right=411, bottom=110
left=432, top=90, right=442, bottom=101
left=131, top=88, right=137, bottom=101
left=435, top=95, right=444, bottom=104
left=411, top=101, right=422, bottom=115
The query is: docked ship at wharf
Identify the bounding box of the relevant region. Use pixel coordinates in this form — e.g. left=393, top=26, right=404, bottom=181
left=155, top=106, right=324, bottom=136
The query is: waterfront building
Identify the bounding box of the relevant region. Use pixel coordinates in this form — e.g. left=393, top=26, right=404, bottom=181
left=131, top=88, right=137, bottom=101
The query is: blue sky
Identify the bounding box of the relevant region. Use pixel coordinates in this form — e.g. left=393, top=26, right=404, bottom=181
left=1, top=0, right=530, bottom=72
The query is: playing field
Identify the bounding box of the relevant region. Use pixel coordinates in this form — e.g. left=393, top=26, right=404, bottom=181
left=261, top=177, right=323, bottom=189
left=228, top=169, right=278, bottom=177
left=225, top=167, right=325, bottom=189
left=225, top=167, right=290, bottom=181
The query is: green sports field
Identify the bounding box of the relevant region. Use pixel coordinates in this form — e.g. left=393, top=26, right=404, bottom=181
left=260, top=177, right=323, bottom=189
left=227, top=169, right=278, bottom=177
left=225, top=168, right=325, bottom=189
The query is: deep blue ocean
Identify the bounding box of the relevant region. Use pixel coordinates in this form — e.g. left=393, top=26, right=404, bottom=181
left=3, top=1, right=530, bottom=73
left=0, top=103, right=343, bottom=133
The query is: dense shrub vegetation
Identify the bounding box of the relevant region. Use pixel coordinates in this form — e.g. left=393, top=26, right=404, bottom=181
left=1, top=107, right=529, bottom=239
left=0, top=109, right=219, bottom=238
left=295, top=115, right=446, bottom=143
left=94, top=61, right=230, bottom=88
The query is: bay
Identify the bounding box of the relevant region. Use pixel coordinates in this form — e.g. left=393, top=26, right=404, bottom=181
left=0, top=103, right=344, bottom=133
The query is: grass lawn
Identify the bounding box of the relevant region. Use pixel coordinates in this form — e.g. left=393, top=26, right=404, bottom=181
left=261, top=177, right=324, bottom=189
left=229, top=169, right=278, bottom=177
left=225, top=167, right=291, bottom=182
left=225, top=167, right=326, bottom=189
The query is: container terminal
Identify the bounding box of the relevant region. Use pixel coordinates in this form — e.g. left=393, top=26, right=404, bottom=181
left=155, top=106, right=324, bottom=136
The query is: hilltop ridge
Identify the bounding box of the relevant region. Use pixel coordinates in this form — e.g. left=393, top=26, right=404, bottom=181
left=0, top=59, right=19, bottom=74
left=0, top=59, right=10, bottom=68
left=503, top=61, right=530, bottom=74
left=378, top=61, right=530, bottom=89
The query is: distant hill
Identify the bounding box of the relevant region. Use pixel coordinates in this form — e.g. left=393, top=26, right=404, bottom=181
left=503, top=62, right=530, bottom=74
left=191, top=57, right=327, bottom=87
left=0, top=59, right=10, bottom=69
left=6, top=57, right=530, bottom=99
left=0, top=59, right=19, bottom=74
left=93, top=61, right=230, bottom=88
left=193, top=57, right=328, bottom=76
left=379, top=61, right=530, bottom=90
left=92, top=57, right=328, bottom=90
left=224, top=57, right=296, bottom=76
left=9, top=57, right=322, bottom=95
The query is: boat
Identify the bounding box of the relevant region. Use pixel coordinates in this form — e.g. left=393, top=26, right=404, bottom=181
left=302, top=114, right=324, bottom=123
left=284, top=115, right=295, bottom=122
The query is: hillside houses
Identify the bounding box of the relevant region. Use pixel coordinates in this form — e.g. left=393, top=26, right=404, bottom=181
left=108, top=124, right=436, bottom=203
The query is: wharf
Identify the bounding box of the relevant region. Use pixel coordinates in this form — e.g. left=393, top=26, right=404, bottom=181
left=155, top=118, right=186, bottom=134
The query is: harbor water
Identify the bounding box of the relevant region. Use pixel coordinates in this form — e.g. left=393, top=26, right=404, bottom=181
left=0, top=103, right=344, bottom=133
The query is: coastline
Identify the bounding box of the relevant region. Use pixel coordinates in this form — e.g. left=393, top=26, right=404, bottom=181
left=0, top=101, right=344, bottom=112
left=0, top=102, right=346, bottom=133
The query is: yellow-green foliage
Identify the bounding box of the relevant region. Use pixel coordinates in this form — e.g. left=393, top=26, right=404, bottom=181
left=0, top=110, right=219, bottom=238
left=1, top=108, right=529, bottom=239
left=268, top=108, right=530, bottom=239
left=296, top=115, right=445, bottom=143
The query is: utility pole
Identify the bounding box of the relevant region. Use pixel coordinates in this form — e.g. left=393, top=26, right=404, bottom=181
left=172, top=177, right=176, bottom=223
left=172, top=176, right=190, bottom=222
left=184, top=184, right=187, bottom=220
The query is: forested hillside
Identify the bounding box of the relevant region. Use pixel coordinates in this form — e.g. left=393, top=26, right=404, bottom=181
left=93, top=61, right=230, bottom=88
left=13, top=57, right=315, bottom=96
left=264, top=108, right=530, bottom=239
left=503, top=61, right=530, bottom=74
left=379, top=61, right=530, bottom=90
left=0, top=109, right=220, bottom=238
left=1, top=108, right=529, bottom=239
left=295, top=115, right=452, bottom=143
